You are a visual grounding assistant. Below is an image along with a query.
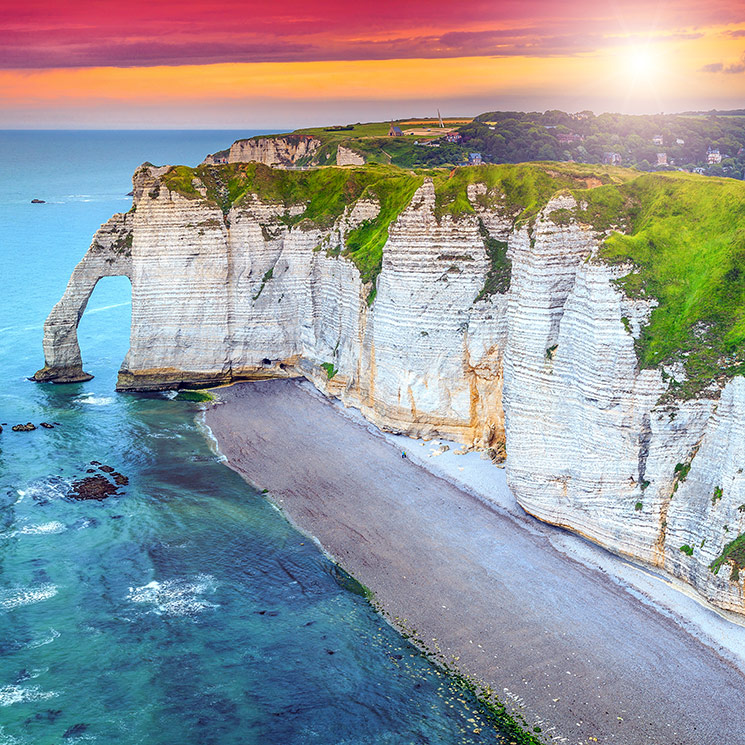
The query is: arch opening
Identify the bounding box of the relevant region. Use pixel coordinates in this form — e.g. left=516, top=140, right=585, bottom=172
left=33, top=213, right=134, bottom=384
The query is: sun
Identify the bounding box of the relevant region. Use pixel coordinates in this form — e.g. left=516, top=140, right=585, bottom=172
left=625, top=44, right=661, bottom=82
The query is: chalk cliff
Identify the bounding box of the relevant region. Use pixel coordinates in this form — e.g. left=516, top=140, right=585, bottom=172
left=35, top=161, right=745, bottom=616
left=204, top=134, right=323, bottom=167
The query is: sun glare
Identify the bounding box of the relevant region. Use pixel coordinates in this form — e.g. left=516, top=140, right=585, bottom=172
left=626, top=45, right=658, bottom=79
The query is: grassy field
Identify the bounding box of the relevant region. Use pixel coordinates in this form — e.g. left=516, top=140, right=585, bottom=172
left=226, top=119, right=474, bottom=169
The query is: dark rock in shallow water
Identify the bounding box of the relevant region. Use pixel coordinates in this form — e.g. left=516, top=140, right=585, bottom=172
left=68, top=475, right=119, bottom=501
left=86, top=469, right=95, bottom=473
left=12, top=423, right=36, bottom=432
left=111, top=472, right=129, bottom=485
left=99, top=465, right=114, bottom=473
left=24, top=710, right=62, bottom=725
left=31, top=198, right=46, bottom=204
left=90, top=460, right=101, bottom=466
left=63, top=724, right=88, bottom=738
left=0, top=424, right=3, bottom=434
left=40, top=422, right=54, bottom=429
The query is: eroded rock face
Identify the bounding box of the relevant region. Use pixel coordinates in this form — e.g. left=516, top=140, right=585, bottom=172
left=35, top=164, right=745, bottom=615
left=205, top=135, right=322, bottom=167
left=33, top=211, right=134, bottom=383
left=336, top=145, right=365, bottom=166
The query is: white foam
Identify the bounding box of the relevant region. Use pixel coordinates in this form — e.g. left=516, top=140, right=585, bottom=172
left=195, top=412, right=227, bottom=463
left=27, top=628, right=60, bottom=649
left=17, top=521, right=66, bottom=536
left=0, top=685, right=58, bottom=707
left=0, top=584, right=58, bottom=611
left=126, top=574, right=218, bottom=617
left=0, top=724, right=24, bottom=745
left=15, top=478, right=71, bottom=504
left=75, top=395, right=114, bottom=406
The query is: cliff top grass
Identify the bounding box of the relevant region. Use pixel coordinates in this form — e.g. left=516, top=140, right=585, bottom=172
left=428, top=162, right=636, bottom=223
left=239, top=119, right=471, bottom=144
left=160, top=161, right=745, bottom=395
left=587, top=172, right=745, bottom=396
left=162, top=162, right=423, bottom=286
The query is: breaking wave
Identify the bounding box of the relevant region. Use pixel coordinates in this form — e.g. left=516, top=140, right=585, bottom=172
left=0, top=584, right=58, bottom=611
left=126, top=574, right=218, bottom=617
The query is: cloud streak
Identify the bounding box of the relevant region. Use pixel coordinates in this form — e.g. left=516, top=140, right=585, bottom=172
left=2, top=0, right=744, bottom=69
left=702, top=52, right=745, bottom=74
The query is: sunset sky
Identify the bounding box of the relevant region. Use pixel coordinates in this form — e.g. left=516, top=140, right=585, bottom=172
left=2, top=0, right=745, bottom=128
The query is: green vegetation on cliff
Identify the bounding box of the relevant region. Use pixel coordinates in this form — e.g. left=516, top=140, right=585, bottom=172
left=710, top=533, right=745, bottom=581
left=592, top=172, right=745, bottom=396
left=162, top=162, right=423, bottom=288
left=161, top=160, right=745, bottom=396
left=429, top=162, right=632, bottom=223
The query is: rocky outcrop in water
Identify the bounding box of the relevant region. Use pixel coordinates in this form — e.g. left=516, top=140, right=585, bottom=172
left=34, top=161, right=745, bottom=616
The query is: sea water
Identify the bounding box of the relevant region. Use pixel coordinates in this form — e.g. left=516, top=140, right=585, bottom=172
left=0, top=131, right=510, bottom=743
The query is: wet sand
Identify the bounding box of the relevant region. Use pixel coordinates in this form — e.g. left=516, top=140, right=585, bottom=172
left=205, top=379, right=745, bottom=745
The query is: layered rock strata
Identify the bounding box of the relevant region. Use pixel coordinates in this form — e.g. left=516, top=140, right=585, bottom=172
left=204, top=135, right=322, bottom=167
left=35, top=163, right=745, bottom=616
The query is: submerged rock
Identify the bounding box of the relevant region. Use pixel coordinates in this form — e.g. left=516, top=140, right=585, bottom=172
left=62, top=724, right=88, bottom=738
left=31, top=198, right=46, bottom=204
left=68, top=475, right=119, bottom=501
left=40, top=422, right=54, bottom=429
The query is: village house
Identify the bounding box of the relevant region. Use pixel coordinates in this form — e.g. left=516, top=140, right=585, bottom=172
left=676, top=138, right=685, bottom=145
left=468, top=152, right=483, bottom=165
left=652, top=135, right=664, bottom=146
left=656, top=152, right=668, bottom=166
left=444, top=132, right=462, bottom=143
left=388, top=124, right=404, bottom=137
left=603, top=152, right=623, bottom=165
left=707, top=147, right=722, bottom=164
left=556, top=132, right=582, bottom=145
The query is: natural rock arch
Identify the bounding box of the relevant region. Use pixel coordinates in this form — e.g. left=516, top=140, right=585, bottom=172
left=33, top=213, right=133, bottom=384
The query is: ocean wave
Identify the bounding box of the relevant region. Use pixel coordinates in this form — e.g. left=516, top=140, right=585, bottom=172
left=16, top=477, right=71, bottom=505
left=27, top=628, right=60, bottom=649
left=16, top=521, right=66, bottom=536
left=0, top=584, right=58, bottom=611
left=127, top=574, right=218, bottom=617
left=195, top=413, right=228, bottom=463
left=75, top=394, right=114, bottom=406
left=0, top=685, right=58, bottom=707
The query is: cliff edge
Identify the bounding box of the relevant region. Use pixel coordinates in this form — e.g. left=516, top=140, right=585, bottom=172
left=34, top=159, right=745, bottom=617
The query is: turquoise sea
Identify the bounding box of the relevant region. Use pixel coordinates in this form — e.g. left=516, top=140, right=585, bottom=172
left=0, top=131, right=509, bottom=744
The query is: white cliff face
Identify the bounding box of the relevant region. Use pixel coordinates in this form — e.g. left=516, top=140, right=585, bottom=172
left=33, top=212, right=134, bottom=383
left=336, top=145, right=366, bottom=166
left=211, top=135, right=323, bottom=167
left=36, top=165, right=745, bottom=616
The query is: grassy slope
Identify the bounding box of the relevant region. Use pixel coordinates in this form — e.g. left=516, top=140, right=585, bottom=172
left=160, top=162, right=745, bottom=396
left=590, top=172, right=745, bottom=396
